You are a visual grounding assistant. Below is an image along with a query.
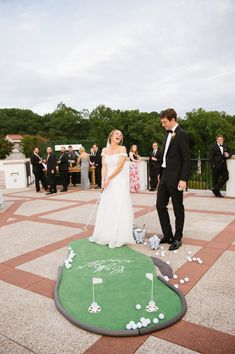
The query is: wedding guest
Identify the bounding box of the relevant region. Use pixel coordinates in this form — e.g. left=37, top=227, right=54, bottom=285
left=89, top=148, right=95, bottom=165
left=45, top=147, right=57, bottom=195
left=129, top=144, right=141, bottom=193
left=30, top=147, right=48, bottom=192
left=58, top=146, right=69, bottom=192
left=93, top=144, right=102, bottom=189
left=67, top=145, right=79, bottom=186
left=209, top=135, right=232, bottom=198
left=77, top=147, right=90, bottom=190
left=149, top=142, right=162, bottom=191
left=156, top=108, right=190, bottom=251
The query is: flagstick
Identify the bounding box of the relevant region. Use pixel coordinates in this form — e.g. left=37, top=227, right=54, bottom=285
left=151, top=278, right=153, bottom=302
left=92, top=282, right=95, bottom=303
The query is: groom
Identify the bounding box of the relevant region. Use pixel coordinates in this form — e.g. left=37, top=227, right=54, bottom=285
left=156, top=108, right=190, bottom=251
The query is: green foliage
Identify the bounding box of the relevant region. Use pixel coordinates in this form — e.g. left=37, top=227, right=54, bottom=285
left=0, top=136, right=14, bottom=159
left=21, top=135, right=49, bottom=158
left=0, top=104, right=234, bottom=158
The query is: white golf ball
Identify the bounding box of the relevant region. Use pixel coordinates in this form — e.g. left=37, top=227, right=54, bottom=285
left=173, top=250, right=178, bottom=254
left=192, top=257, right=197, bottom=261
left=174, top=284, right=179, bottom=288
left=184, top=277, right=189, bottom=282
left=196, top=257, right=201, bottom=262
left=146, top=318, right=151, bottom=324
left=159, top=313, right=165, bottom=320
left=140, top=317, right=146, bottom=323
left=164, top=275, right=169, bottom=282
left=155, top=252, right=159, bottom=256
left=153, top=317, right=159, bottom=324
left=173, top=274, right=178, bottom=279
left=160, top=246, right=164, bottom=250
left=132, top=324, right=137, bottom=330
left=126, top=323, right=132, bottom=330
left=188, top=250, right=192, bottom=254
left=137, top=322, right=142, bottom=329
left=68, top=247, right=72, bottom=251
left=199, top=260, right=203, bottom=264
left=166, top=261, right=170, bottom=265
left=179, top=279, right=185, bottom=284
left=187, top=257, right=192, bottom=262
left=129, top=321, right=135, bottom=326
left=142, top=321, right=148, bottom=328
left=143, top=242, right=147, bottom=246
left=136, top=304, right=141, bottom=310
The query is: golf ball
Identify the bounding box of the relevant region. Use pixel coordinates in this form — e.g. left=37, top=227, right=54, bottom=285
left=164, top=275, right=169, bottom=282
left=192, top=257, right=196, bottom=261
left=132, top=324, right=137, bottom=330
left=146, top=318, right=151, bottom=324
left=188, top=250, right=192, bottom=254
left=187, top=257, right=192, bottom=262
left=159, top=313, right=165, bottom=320
left=179, top=279, right=185, bottom=284
left=126, top=323, right=132, bottom=330
left=136, top=304, right=141, bottom=310
left=129, top=321, right=135, bottom=326
left=173, top=274, right=178, bottom=279
left=184, top=277, right=189, bottom=282
left=140, top=317, right=146, bottom=323
left=153, top=318, right=159, bottom=324
left=173, top=250, right=178, bottom=254
left=142, top=321, right=148, bottom=328
left=137, top=322, right=142, bottom=329
left=174, top=284, right=179, bottom=288
left=160, top=246, right=164, bottom=250
left=166, top=261, right=170, bottom=265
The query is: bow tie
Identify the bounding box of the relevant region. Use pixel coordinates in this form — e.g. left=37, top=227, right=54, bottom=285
left=220, top=144, right=223, bottom=147
left=167, top=130, right=173, bottom=134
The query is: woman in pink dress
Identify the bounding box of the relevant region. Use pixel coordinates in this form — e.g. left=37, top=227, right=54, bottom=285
left=129, top=144, right=141, bottom=193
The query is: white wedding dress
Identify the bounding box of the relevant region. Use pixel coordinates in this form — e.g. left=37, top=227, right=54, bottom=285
left=89, top=153, right=135, bottom=248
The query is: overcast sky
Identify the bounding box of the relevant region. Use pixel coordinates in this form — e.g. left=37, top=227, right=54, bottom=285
left=0, top=0, right=234, bottom=117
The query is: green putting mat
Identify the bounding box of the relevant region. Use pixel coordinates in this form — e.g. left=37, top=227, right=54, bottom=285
left=54, top=239, right=187, bottom=336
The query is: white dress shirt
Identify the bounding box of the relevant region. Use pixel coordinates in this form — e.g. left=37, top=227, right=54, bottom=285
left=218, top=144, right=223, bottom=155
left=162, top=123, right=178, bottom=168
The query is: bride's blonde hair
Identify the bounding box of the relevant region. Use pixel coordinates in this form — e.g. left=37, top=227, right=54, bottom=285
left=107, top=129, right=123, bottom=146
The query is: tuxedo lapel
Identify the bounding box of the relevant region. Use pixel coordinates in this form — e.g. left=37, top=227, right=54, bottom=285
left=167, top=125, right=180, bottom=154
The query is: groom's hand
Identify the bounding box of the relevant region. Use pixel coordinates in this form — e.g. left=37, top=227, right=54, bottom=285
left=178, top=180, right=186, bottom=191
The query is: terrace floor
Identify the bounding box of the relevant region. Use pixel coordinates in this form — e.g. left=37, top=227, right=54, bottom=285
left=0, top=186, right=235, bottom=354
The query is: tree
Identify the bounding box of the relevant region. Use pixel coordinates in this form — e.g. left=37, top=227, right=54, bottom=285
left=21, top=135, right=49, bottom=158
left=0, top=136, right=13, bottom=159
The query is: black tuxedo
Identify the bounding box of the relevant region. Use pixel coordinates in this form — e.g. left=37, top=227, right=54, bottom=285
left=59, top=152, right=69, bottom=190
left=209, top=144, right=232, bottom=195
left=93, top=149, right=102, bottom=187
left=47, top=153, right=57, bottom=192
left=149, top=149, right=162, bottom=190
left=157, top=125, right=190, bottom=242
left=30, top=153, right=48, bottom=192
left=67, top=151, right=79, bottom=185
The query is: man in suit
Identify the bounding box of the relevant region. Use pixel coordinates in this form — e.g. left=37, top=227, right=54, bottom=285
left=156, top=108, right=190, bottom=251
left=30, top=147, right=48, bottom=192
left=149, top=142, right=162, bottom=191
left=93, top=144, right=102, bottom=189
left=58, top=146, right=69, bottom=192
left=45, top=147, right=57, bottom=195
left=67, top=145, right=79, bottom=186
left=209, top=135, right=232, bottom=198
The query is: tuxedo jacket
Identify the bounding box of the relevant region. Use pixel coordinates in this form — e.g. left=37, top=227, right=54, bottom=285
left=93, top=149, right=102, bottom=166
left=149, top=149, right=162, bottom=169
left=161, top=125, right=190, bottom=186
left=30, top=154, right=44, bottom=174
left=47, top=153, right=57, bottom=173
left=209, top=144, right=232, bottom=170
left=59, top=152, right=69, bottom=172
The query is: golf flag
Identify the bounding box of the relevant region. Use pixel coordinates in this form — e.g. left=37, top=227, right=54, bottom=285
left=92, top=277, right=103, bottom=285
left=146, top=273, right=153, bottom=281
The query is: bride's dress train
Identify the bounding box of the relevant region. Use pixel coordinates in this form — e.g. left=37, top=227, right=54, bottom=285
left=89, top=153, right=135, bottom=248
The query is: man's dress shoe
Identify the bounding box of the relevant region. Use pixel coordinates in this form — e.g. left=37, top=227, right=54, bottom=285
left=160, top=237, right=172, bottom=244
left=169, top=240, right=182, bottom=251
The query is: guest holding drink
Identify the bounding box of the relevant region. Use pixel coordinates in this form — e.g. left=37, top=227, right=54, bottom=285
left=30, top=147, right=48, bottom=192
left=129, top=144, right=141, bottom=193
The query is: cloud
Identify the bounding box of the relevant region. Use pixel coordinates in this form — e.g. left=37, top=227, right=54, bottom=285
left=0, top=0, right=234, bottom=117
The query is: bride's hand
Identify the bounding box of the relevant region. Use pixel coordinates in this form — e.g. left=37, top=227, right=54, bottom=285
left=103, top=178, right=110, bottom=190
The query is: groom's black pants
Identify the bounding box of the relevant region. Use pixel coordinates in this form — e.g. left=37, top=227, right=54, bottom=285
left=156, top=170, right=184, bottom=241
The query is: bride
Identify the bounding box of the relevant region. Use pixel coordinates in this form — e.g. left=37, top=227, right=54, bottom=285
left=89, top=129, right=135, bottom=248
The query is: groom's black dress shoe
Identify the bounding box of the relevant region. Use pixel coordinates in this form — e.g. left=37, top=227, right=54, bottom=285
left=169, top=240, right=182, bottom=251
left=160, top=237, right=172, bottom=244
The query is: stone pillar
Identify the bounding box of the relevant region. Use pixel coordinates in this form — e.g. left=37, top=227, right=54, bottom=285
left=3, top=159, right=31, bottom=189
left=226, top=155, right=235, bottom=197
